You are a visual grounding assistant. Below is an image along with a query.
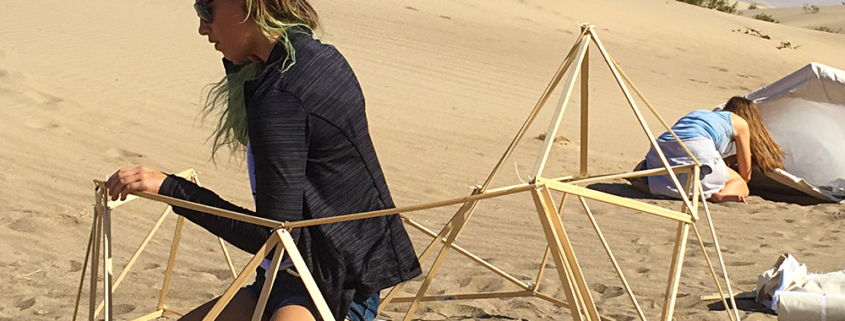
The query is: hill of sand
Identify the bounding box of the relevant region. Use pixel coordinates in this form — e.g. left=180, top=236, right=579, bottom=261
left=1, top=0, right=844, bottom=320
left=742, top=5, right=845, bottom=32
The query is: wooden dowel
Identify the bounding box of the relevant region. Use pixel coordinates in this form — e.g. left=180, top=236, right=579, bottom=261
left=690, top=224, right=736, bottom=321
left=129, top=310, right=164, bottom=321
left=608, top=59, right=700, bottom=166
left=403, top=216, right=531, bottom=289
left=94, top=206, right=172, bottom=318
left=401, top=198, right=482, bottom=321
left=390, top=290, right=534, bottom=303
left=102, top=196, right=114, bottom=321
left=278, top=230, right=336, bottom=321
left=661, top=222, right=690, bottom=321
left=580, top=44, right=590, bottom=179
left=157, top=216, right=185, bottom=310
left=534, top=192, right=570, bottom=291
left=540, top=188, right=600, bottom=321
left=588, top=31, right=697, bottom=218
left=531, top=32, right=593, bottom=179
left=202, top=238, right=273, bottom=321
left=552, top=164, right=696, bottom=186
left=218, top=238, right=238, bottom=279
left=89, top=190, right=104, bottom=321
left=531, top=187, right=584, bottom=321
left=72, top=204, right=98, bottom=321
left=700, top=186, right=741, bottom=321
left=286, top=184, right=534, bottom=229
left=578, top=197, right=647, bottom=320
left=479, top=29, right=590, bottom=191
left=537, top=178, right=692, bottom=223
left=252, top=243, right=285, bottom=321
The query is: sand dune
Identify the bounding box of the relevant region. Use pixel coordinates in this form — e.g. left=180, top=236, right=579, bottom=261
left=1, top=0, right=844, bottom=320
left=741, top=5, right=845, bottom=32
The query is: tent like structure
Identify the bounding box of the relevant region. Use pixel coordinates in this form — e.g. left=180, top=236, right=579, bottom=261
left=723, top=63, right=845, bottom=204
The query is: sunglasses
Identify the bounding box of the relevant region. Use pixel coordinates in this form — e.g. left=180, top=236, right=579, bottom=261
left=194, top=0, right=217, bottom=23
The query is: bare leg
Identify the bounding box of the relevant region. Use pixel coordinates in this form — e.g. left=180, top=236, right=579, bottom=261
left=178, top=288, right=269, bottom=321
left=269, top=305, right=317, bottom=321
left=710, top=168, right=749, bottom=203
left=626, top=160, right=651, bottom=194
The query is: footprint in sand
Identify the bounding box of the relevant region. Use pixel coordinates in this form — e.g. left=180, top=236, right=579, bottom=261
left=438, top=15, right=452, bottom=20
left=23, top=120, right=60, bottom=130
left=193, top=268, right=233, bottom=281
left=404, top=6, right=418, bottom=11
left=592, top=283, right=625, bottom=300
left=14, top=297, right=36, bottom=310
left=113, top=304, right=136, bottom=315
left=106, top=148, right=144, bottom=159
left=726, top=261, right=755, bottom=267
left=22, top=90, right=62, bottom=106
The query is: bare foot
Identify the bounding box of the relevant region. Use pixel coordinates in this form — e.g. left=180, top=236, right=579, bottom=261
left=710, top=193, right=747, bottom=204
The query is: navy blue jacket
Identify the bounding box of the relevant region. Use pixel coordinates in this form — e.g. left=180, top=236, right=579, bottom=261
left=158, top=29, right=421, bottom=319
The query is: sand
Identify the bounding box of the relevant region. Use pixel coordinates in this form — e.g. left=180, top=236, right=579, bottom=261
left=1, top=0, right=844, bottom=320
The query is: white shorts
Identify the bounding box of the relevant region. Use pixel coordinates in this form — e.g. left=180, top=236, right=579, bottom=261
left=644, top=137, right=729, bottom=199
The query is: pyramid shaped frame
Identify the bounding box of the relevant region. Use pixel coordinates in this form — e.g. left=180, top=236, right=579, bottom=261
left=75, top=25, right=742, bottom=321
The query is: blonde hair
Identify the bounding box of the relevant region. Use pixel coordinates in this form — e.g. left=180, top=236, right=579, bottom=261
left=203, top=0, right=321, bottom=159
left=723, top=96, right=784, bottom=172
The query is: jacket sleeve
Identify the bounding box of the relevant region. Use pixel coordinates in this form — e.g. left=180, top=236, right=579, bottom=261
left=157, top=175, right=272, bottom=254
left=157, top=88, right=309, bottom=254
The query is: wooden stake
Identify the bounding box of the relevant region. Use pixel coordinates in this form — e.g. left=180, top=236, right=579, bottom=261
left=578, top=197, right=647, bottom=320
left=158, top=215, right=185, bottom=310
left=531, top=32, right=592, bottom=179
left=531, top=186, right=585, bottom=321
left=252, top=242, right=285, bottom=321
left=277, top=230, right=336, bottom=321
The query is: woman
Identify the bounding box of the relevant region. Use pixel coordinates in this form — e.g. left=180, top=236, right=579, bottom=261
left=639, top=96, right=784, bottom=203
left=105, top=1, right=421, bottom=320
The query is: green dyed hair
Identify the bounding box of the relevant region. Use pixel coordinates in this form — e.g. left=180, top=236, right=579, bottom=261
left=202, top=0, right=321, bottom=159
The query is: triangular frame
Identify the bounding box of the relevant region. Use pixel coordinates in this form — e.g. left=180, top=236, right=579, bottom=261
left=74, top=25, right=744, bottom=321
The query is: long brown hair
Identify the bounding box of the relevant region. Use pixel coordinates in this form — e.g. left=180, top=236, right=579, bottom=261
left=723, top=96, right=784, bottom=172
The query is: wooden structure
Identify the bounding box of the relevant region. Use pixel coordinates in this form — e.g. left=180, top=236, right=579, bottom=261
left=74, top=25, right=741, bottom=321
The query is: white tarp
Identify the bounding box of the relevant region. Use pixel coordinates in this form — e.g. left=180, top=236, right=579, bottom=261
left=756, top=253, right=845, bottom=320
left=746, top=62, right=845, bottom=193
left=720, top=63, right=845, bottom=202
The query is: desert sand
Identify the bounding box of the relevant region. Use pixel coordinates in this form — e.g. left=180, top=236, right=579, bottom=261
left=1, top=0, right=844, bottom=320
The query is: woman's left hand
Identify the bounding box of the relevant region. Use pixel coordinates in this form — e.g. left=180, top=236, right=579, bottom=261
left=105, top=167, right=167, bottom=201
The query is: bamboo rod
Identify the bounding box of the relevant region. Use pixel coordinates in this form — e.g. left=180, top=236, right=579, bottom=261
left=402, top=216, right=531, bottom=289
left=252, top=243, right=285, bottom=321
left=660, top=222, right=690, bottom=321
left=531, top=32, right=593, bottom=179
left=588, top=31, right=696, bottom=218
left=102, top=195, right=114, bottom=321
left=202, top=238, right=273, bottom=321
left=537, top=178, right=692, bottom=223
left=94, top=207, right=172, bottom=318
left=531, top=186, right=585, bottom=321
left=286, top=184, right=535, bottom=229
left=608, top=58, right=699, bottom=165
left=157, top=216, right=185, bottom=310
left=578, top=197, right=647, bottom=321
left=552, top=164, right=696, bottom=186
left=278, top=230, right=336, bottom=321
left=539, top=188, right=600, bottom=321
left=401, top=198, right=483, bottom=321
left=700, top=185, right=741, bottom=321
left=72, top=202, right=98, bottom=321
left=480, top=29, right=590, bottom=191
left=580, top=38, right=590, bottom=179
left=89, top=190, right=104, bottom=321
left=690, top=224, right=736, bottom=321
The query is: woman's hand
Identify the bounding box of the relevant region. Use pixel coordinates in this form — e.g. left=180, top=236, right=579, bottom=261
left=105, top=167, right=167, bottom=201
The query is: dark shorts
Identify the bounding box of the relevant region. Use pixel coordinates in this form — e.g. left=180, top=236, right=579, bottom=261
left=245, top=267, right=380, bottom=321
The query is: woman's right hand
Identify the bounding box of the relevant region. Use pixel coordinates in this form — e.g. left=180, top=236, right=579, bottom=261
left=105, top=167, right=167, bottom=201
